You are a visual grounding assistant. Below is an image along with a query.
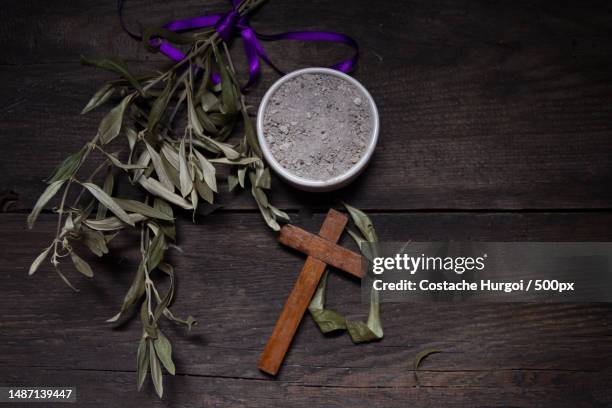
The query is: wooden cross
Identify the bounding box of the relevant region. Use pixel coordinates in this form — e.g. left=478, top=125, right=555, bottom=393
left=258, top=209, right=364, bottom=375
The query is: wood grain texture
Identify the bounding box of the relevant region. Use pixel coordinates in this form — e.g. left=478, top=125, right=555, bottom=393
left=1, top=0, right=612, bottom=211
left=2, top=212, right=612, bottom=406
left=1, top=0, right=612, bottom=406
left=279, top=224, right=364, bottom=279
left=259, top=209, right=348, bottom=375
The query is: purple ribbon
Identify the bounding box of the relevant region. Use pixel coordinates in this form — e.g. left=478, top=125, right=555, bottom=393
left=118, top=0, right=358, bottom=89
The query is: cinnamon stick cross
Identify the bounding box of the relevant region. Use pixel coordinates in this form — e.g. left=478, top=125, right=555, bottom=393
left=258, top=209, right=364, bottom=376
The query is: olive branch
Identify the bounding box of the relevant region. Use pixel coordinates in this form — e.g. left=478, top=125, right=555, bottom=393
left=27, top=0, right=286, bottom=397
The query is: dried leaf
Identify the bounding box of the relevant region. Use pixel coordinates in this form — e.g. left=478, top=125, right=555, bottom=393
left=137, top=338, right=149, bottom=390
left=82, top=228, right=109, bottom=256
left=187, top=89, right=204, bottom=136
left=178, top=139, right=193, bottom=197
left=147, top=232, right=166, bottom=271
left=148, top=77, right=174, bottom=131
left=126, top=127, right=138, bottom=152
left=139, top=176, right=193, bottom=210
left=161, top=143, right=180, bottom=169
left=209, top=157, right=260, bottom=166
left=84, top=213, right=146, bottom=231
left=82, top=82, right=116, bottom=114
left=195, top=179, right=214, bottom=204
left=107, top=261, right=145, bottom=322
left=200, top=92, right=219, bottom=112
left=97, top=94, right=133, bottom=145
left=237, top=168, right=246, bottom=187
left=132, top=149, right=151, bottom=182
left=70, top=251, right=94, bottom=278
left=414, top=348, right=441, bottom=370
left=82, top=182, right=134, bottom=226
left=345, top=202, right=378, bottom=242
left=81, top=56, right=144, bottom=95
left=114, top=198, right=174, bottom=221
left=242, top=110, right=262, bottom=157
left=255, top=167, right=271, bottom=189
left=27, top=180, right=65, bottom=229
left=199, top=136, right=240, bottom=160
left=29, top=245, right=52, bottom=276
left=47, top=146, right=87, bottom=183
left=99, top=150, right=148, bottom=171
left=227, top=175, right=239, bottom=192
left=149, top=340, right=163, bottom=398
left=145, top=142, right=174, bottom=192
left=96, top=168, right=114, bottom=220
left=153, top=332, right=176, bottom=375
left=308, top=205, right=383, bottom=343
left=214, top=46, right=237, bottom=114
left=55, top=266, right=79, bottom=292
left=194, top=150, right=217, bottom=192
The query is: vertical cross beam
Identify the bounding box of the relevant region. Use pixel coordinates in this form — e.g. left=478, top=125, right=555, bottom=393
left=258, top=209, right=349, bottom=375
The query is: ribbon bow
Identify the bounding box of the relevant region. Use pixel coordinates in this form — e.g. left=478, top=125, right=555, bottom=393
left=118, top=0, right=359, bottom=89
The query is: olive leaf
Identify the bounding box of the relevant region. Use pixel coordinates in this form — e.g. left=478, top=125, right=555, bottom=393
left=98, top=94, right=134, bottom=145
left=178, top=139, right=193, bottom=197
left=209, top=157, right=260, bottom=166
left=82, top=182, right=134, bottom=226
left=27, top=180, right=65, bottom=229
left=161, top=143, right=180, bottom=170
left=149, top=340, right=164, bottom=398
left=96, top=168, right=114, bottom=220
left=81, top=56, right=144, bottom=95
left=107, top=261, right=145, bottom=323
left=153, top=332, right=176, bottom=375
left=125, top=127, right=138, bottom=152
left=70, top=250, right=94, bottom=278
left=344, top=202, right=378, bottom=242
left=139, top=176, right=193, bottom=210
left=147, top=232, right=166, bottom=271
left=47, top=146, right=87, bottom=183
left=84, top=213, right=146, bottom=231
left=200, top=92, right=219, bottom=112
left=197, top=136, right=240, bottom=160
left=81, top=228, right=109, bottom=256
left=29, top=245, right=52, bottom=276
left=194, top=150, right=217, bottom=192
left=82, top=82, right=116, bottom=115
left=242, top=110, right=262, bottom=157
left=145, top=142, right=174, bottom=192
left=55, top=266, right=80, bottom=292
left=227, top=175, right=239, bottom=192
left=98, top=149, right=148, bottom=171
left=131, top=149, right=151, bottom=183
left=148, top=77, right=174, bottom=131
left=114, top=198, right=174, bottom=221
left=154, top=199, right=176, bottom=241
left=137, top=337, right=149, bottom=390
left=213, top=45, right=237, bottom=114
left=195, top=179, right=214, bottom=204
left=187, top=88, right=205, bottom=136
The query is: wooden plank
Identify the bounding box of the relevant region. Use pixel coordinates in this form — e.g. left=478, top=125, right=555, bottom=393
left=2, top=59, right=612, bottom=212
left=2, top=0, right=612, bottom=211
left=259, top=209, right=348, bottom=375
left=3, top=0, right=612, bottom=65
left=1, top=368, right=611, bottom=408
left=2, top=212, right=612, bottom=405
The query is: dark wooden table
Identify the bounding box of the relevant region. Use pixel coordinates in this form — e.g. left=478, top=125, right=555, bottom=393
left=2, top=1, right=612, bottom=406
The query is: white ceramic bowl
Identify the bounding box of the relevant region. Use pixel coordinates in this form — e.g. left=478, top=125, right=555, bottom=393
left=256, top=67, right=379, bottom=192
